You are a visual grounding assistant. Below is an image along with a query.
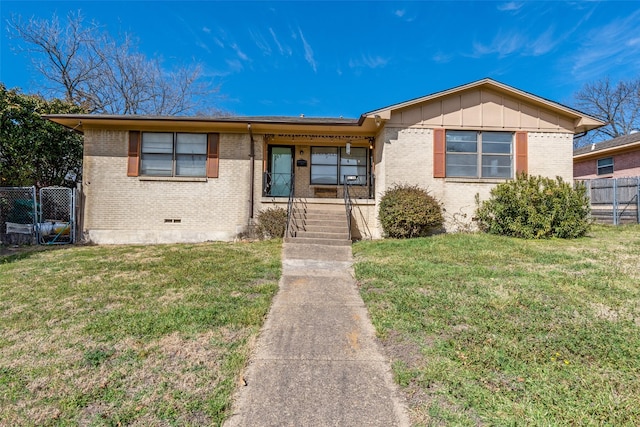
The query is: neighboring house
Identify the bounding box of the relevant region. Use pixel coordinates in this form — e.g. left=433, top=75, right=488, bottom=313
left=573, top=132, right=640, bottom=179
left=46, top=78, right=603, bottom=244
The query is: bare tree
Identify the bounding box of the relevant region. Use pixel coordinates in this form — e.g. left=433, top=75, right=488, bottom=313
left=7, top=11, right=217, bottom=115
left=573, top=76, right=640, bottom=147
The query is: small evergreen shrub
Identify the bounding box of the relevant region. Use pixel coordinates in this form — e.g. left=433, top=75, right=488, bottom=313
left=475, top=174, right=590, bottom=239
left=256, top=207, right=287, bottom=239
left=378, top=184, right=444, bottom=238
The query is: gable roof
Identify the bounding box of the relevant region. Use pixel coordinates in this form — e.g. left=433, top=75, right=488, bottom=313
left=45, top=78, right=604, bottom=135
left=362, top=78, right=604, bottom=133
left=574, top=131, right=640, bottom=159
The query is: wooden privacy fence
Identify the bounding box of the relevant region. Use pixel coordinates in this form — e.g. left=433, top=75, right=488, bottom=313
left=580, top=177, right=640, bottom=225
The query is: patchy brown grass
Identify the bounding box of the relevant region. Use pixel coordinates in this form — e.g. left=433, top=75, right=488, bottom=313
left=355, top=225, right=640, bottom=426
left=0, top=240, right=281, bottom=426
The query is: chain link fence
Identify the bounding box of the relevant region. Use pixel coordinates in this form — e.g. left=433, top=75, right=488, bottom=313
left=0, top=187, right=38, bottom=245
left=39, top=187, right=75, bottom=244
left=1, top=186, right=76, bottom=245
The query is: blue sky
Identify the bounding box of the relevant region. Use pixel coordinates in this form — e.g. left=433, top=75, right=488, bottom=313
left=2, top=1, right=640, bottom=118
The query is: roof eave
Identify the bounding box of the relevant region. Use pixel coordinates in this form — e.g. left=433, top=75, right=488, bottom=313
left=43, top=114, right=379, bottom=135
left=574, top=140, right=640, bottom=160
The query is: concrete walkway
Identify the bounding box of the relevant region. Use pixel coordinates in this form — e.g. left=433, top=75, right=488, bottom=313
left=225, top=242, right=410, bottom=427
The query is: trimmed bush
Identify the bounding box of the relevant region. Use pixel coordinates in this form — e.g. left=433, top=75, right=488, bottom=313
left=256, top=207, right=287, bottom=239
left=378, top=184, right=444, bottom=238
left=475, top=174, right=590, bottom=239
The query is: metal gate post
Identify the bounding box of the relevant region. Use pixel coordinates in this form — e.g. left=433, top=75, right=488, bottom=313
left=612, top=178, right=618, bottom=226
left=637, top=178, right=640, bottom=225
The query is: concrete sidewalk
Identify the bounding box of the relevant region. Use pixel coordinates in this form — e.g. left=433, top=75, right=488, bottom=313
left=225, top=242, right=410, bottom=427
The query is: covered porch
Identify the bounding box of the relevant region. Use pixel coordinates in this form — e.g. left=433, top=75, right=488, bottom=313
left=261, top=133, right=375, bottom=200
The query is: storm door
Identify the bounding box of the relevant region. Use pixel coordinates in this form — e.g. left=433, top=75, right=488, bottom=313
left=267, top=146, right=293, bottom=197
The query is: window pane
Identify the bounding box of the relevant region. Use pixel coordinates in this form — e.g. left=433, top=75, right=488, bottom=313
left=446, top=153, right=477, bottom=177
left=311, top=165, right=338, bottom=184
left=446, top=131, right=477, bottom=153
left=447, top=140, right=477, bottom=153
left=447, top=130, right=477, bottom=142
left=340, top=147, right=367, bottom=165
left=597, top=157, right=614, bottom=175
left=176, top=154, right=206, bottom=176
left=483, top=141, right=512, bottom=154
left=141, top=153, right=172, bottom=176
left=311, top=147, right=338, bottom=164
left=142, top=133, right=173, bottom=154
left=482, top=155, right=512, bottom=178
left=597, top=157, right=613, bottom=167
left=176, top=134, right=207, bottom=154
left=482, top=132, right=512, bottom=143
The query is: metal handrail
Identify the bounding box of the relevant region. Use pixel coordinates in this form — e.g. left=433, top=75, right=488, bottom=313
left=343, top=176, right=356, bottom=240
left=285, top=173, right=296, bottom=237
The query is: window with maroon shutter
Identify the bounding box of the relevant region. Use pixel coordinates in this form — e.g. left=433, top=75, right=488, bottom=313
left=127, top=131, right=141, bottom=177
left=441, top=130, right=515, bottom=178
left=433, top=128, right=446, bottom=178
left=132, top=132, right=216, bottom=178
left=207, top=133, right=219, bottom=178
left=515, top=131, right=528, bottom=175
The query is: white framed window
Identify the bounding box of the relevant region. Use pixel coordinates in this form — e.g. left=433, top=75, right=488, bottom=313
left=596, top=157, right=614, bottom=175
left=140, top=132, right=207, bottom=177
left=446, top=131, right=513, bottom=178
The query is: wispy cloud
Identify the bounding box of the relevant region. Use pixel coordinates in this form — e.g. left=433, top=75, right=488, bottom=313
left=348, top=54, right=389, bottom=69
left=497, top=2, right=524, bottom=12
left=393, top=7, right=416, bottom=22
left=202, top=26, right=211, bottom=34
left=432, top=52, right=454, bottom=64
left=298, top=27, right=317, bottom=72
left=269, top=28, right=291, bottom=56
left=470, top=25, right=561, bottom=58
left=569, top=9, right=640, bottom=80
left=196, top=41, right=211, bottom=54
left=250, top=29, right=272, bottom=56
left=225, top=59, right=244, bottom=73
left=472, top=31, right=525, bottom=58
left=213, top=38, right=225, bottom=48
left=230, top=43, right=249, bottom=61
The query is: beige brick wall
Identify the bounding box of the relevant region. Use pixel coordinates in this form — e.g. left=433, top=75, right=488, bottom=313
left=81, top=125, right=575, bottom=243
left=83, top=129, right=263, bottom=244
left=528, top=132, right=573, bottom=181
left=373, top=127, right=575, bottom=234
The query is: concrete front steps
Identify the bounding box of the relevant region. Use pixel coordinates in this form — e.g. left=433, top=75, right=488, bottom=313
left=284, top=202, right=351, bottom=246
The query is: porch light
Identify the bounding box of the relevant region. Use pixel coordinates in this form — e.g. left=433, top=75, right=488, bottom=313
left=346, top=142, right=351, bottom=155
left=374, top=115, right=381, bottom=127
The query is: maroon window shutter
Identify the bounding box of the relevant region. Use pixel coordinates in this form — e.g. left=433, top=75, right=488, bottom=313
left=515, top=131, right=528, bottom=176
left=433, top=128, right=446, bottom=178
left=207, top=133, right=220, bottom=178
left=127, top=131, right=140, bottom=177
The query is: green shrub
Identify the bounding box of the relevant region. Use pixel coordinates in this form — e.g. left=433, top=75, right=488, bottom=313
left=378, top=184, right=444, bottom=238
left=256, top=207, right=287, bottom=239
left=475, top=174, right=590, bottom=239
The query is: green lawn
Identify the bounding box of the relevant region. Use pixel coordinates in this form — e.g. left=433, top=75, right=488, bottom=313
left=353, top=225, right=640, bottom=426
left=0, top=241, right=281, bottom=426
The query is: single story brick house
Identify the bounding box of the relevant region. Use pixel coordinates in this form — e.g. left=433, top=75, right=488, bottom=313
left=573, top=131, right=640, bottom=179
left=46, top=78, right=603, bottom=244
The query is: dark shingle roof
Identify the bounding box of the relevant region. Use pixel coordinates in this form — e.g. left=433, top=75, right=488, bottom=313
left=574, top=132, right=640, bottom=156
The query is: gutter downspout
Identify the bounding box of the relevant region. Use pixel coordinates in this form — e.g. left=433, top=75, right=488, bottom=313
left=247, top=123, right=255, bottom=224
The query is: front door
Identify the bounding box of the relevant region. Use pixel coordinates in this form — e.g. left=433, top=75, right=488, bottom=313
left=267, top=146, right=293, bottom=197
